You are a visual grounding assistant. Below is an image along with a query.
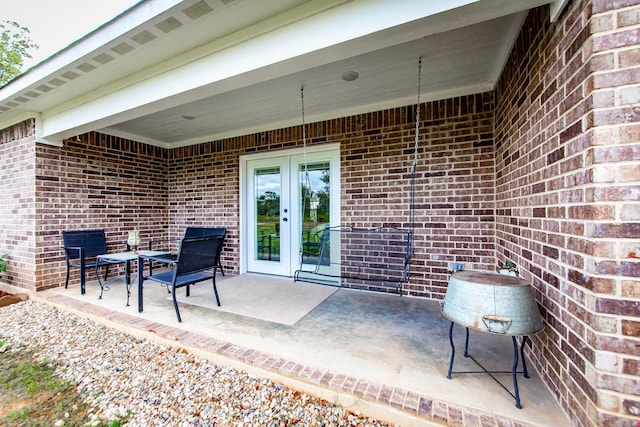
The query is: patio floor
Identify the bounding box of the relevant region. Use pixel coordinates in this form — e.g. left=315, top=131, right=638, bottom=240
left=31, top=273, right=569, bottom=427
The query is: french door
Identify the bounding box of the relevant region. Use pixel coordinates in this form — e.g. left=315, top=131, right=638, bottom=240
left=242, top=145, right=340, bottom=277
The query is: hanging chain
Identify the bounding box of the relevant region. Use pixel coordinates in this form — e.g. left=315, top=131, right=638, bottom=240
left=301, top=86, right=308, bottom=174
left=413, top=57, right=422, bottom=172
left=300, top=86, right=311, bottom=258
left=409, top=57, right=422, bottom=263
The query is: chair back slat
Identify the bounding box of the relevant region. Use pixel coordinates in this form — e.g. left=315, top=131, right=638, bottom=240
left=184, top=227, right=226, bottom=238
left=62, top=230, right=108, bottom=259
left=175, top=236, right=223, bottom=275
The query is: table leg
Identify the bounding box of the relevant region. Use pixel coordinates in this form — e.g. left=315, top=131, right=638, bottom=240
left=445, top=322, right=530, bottom=409
left=512, top=336, right=522, bottom=409
left=95, top=263, right=107, bottom=299
left=521, top=336, right=530, bottom=378
left=463, top=327, right=470, bottom=357
left=125, top=260, right=131, bottom=307
left=447, top=321, right=455, bottom=379
left=137, top=256, right=144, bottom=313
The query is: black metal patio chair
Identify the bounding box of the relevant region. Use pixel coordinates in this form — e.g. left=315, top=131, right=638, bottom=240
left=138, top=235, right=224, bottom=322
left=62, top=229, right=125, bottom=295
left=158, top=227, right=227, bottom=276
left=184, top=227, right=226, bottom=275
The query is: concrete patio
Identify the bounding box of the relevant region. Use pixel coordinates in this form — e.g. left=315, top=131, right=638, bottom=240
left=26, top=274, right=569, bottom=427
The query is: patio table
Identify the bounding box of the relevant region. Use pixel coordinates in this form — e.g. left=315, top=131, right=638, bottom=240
left=96, top=250, right=169, bottom=306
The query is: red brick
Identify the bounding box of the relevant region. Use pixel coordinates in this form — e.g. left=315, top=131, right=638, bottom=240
left=623, top=398, right=640, bottom=417
left=593, top=28, right=640, bottom=51
left=619, top=47, right=640, bottom=68
left=623, top=358, right=640, bottom=376
left=621, top=319, right=640, bottom=337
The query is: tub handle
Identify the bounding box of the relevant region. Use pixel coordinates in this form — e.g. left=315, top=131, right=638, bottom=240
left=482, top=315, right=512, bottom=334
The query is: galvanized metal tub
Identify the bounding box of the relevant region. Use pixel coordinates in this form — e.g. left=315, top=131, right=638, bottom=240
left=441, top=270, right=544, bottom=335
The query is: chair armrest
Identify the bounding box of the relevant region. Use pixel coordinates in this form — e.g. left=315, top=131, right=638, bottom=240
left=62, top=246, right=85, bottom=260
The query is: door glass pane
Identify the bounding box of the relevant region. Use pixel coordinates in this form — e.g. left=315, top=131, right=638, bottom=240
left=255, top=167, right=280, bottom=261
left=300, top=161, right=330, bottom=266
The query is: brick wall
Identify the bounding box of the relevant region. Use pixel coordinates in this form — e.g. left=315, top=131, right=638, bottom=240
left=341, top=95, right=496, bottom=297
left=168, top=143, right=241, bottom=271
left=0, top=119, right=37, bottom=290
left=495, top=2, right=640, bottom=426
left=35, top=132, right=168, bottom=291
left=168, top=94, right=496, bottom=296
left=1, top=96, right=495, bottom=295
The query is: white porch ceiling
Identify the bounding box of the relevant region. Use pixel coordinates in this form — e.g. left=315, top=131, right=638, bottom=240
left=0, top=0, right=555, bottom=149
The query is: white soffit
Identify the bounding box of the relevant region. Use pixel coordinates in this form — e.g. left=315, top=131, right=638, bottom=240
left=36, top=0, right=481, bottom=144
left=0, top=0, right=554, bottom=147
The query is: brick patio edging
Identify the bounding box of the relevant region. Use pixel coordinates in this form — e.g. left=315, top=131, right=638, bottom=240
left=34, top=292, right=541, bottom=427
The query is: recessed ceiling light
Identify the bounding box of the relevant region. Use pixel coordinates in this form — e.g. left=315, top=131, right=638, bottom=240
left=181, top=114, right=196, bottom=120
left=341, top=71, right=359, bottom=82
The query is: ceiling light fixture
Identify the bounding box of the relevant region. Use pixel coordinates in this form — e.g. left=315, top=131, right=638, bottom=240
left=341, top=71, right=359, bottom=82
left=180, top=114, right=196, bottom=120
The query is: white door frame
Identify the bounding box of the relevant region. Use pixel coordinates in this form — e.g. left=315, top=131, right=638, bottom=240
left=239, top=143, right=340, bottom=276
left=245, top=155, right=291, bottom=275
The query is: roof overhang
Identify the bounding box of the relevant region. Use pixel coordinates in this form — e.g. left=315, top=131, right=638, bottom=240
left=0, top=0, right=559, bottom=148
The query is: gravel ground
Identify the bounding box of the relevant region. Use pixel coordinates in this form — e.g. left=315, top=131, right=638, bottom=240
left=0, top=300, right=397, bottom=427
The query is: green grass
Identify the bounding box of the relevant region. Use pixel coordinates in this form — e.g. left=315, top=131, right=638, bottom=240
left=0, top=339, right=129, bottom=427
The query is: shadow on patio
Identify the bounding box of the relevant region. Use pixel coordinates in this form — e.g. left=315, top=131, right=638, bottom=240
left=35, top=274, right=569, bottom=427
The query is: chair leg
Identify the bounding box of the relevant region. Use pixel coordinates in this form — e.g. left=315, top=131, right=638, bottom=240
left=65, top=267, right=70, bottom=289
left=79, top=265, right=86, bottom=295
left=103, top=265, right=109, bottom=281
left=171, top=286, right=182, bottom=323
left=212, top=278, right=221, bottom=306
left=216, top=250, right=224, bottom=276
left=148, top=242, right=154, bottom=276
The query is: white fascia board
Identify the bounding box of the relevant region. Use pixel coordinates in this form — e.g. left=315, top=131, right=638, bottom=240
left=488, top=11, right=527, bottom=89
left=550, top=0, right=570, bottom=22
left=38, top=0, right=478, bottom=141
left=0, top=0, right=179, bottom=100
